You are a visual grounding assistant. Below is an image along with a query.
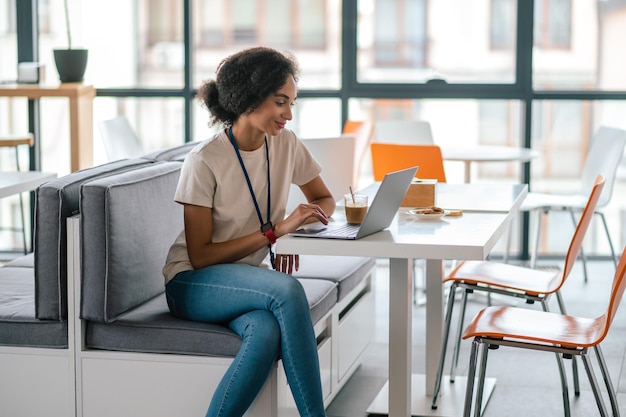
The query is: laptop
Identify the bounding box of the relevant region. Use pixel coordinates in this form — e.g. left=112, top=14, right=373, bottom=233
left=289, top=166, right=418, bottom=240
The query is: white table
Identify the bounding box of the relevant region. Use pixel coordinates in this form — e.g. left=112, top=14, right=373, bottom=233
left=1, top=171, right=57, bottom=252
left=276, top=182, right=527, bottom=417
left=442, top=145, right=538, bottom=183
left=0, top=171, right=57, bottom=199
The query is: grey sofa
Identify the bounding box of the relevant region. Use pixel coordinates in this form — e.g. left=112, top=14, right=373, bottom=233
left=0, top=158, right=154, bottom=417
left=0, top=139, right=377, bottom=417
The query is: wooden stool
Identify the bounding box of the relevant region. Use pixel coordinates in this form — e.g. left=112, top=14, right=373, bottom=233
left=0, top=133, right=34, bottom=253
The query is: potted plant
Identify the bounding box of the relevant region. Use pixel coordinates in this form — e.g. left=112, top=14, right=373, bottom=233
left=53, top=0, right=88, bottom=82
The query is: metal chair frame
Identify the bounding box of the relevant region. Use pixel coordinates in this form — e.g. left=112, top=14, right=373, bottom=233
left=432, top=175, right=607, bottom=410
left=462, top=245, right=626, bottom=416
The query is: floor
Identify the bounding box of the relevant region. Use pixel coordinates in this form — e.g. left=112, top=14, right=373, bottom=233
left=326, top=258, right=626, bottom=417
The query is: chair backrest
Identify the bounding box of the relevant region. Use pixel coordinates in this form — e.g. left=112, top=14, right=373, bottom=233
left=603, top=246, right=626, bottom=340
left=560, top=175, right=605, bottom=282
left=286, top=135, right=356, bottom=213
left=374, top=120, right=434, bottom=144
left=580, top=126, right=626, bottom=208
left=370, top=142, right=447, bottom=182
left=343, top=120, right=374, bottom=187
left=98, top=115, right=145, bottom=161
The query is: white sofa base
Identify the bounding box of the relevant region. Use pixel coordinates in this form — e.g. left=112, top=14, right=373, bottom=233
left=68, top=216, right=375, bottom=417
left=0, top=346, right=76, bottom=417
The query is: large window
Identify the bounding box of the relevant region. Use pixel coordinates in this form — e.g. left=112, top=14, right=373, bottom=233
left=358, top=0, right=517, bottom=84
left=193, top=0, right=336, bottom=89
left=0, top=0, right=17, bottom=81
left=7, top=0, right=626, bottom=258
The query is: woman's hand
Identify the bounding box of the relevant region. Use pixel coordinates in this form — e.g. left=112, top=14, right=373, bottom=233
left=275, top=253, right=299, bottom=274
left=276, top=202, right=329, bottom=236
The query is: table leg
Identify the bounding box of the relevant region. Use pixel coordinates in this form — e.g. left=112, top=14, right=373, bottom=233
left=68, top=95, right=94, bottom=172
left=388, top=257, right=413, bottom=417
left=424, top=259, right=444, bottom=394
left=367, top=258, right=496, bottom=416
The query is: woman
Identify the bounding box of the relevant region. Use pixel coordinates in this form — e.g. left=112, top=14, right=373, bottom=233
left=162, top=46, right=335, bottom=417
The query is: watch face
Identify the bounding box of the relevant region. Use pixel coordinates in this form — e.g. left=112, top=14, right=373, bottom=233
left=261, top=222, right=273, bottom=232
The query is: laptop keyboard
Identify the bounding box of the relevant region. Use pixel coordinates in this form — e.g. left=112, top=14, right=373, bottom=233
left=316, top=223, right=360, bottom=237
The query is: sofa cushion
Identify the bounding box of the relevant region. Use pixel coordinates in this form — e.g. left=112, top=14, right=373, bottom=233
left=293, top=256, right=376, bottom=301
left=34, top=158, right=153, bottom=321
left=0, top=266, right=67, bottom=348
left=2, top=253, right=34, bottom=268
left=298, top=278, right=338, bottom=324
left=141, top=140, right=202, bottom=162
left=0, top=267, right=35, bottom=319
left=86, top=294, right=242, bottom=357
left=85, top=278, right=336, bottom=356
left=0, top=320, right=67, bottom=348
left=80, top=161, right=183, bottom=323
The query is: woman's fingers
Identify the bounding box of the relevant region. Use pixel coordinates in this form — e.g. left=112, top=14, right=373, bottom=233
left=275, top=254, right=299, bottom=274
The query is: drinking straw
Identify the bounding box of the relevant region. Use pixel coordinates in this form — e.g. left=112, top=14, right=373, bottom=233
left=349, top=186, right=356, bottom=205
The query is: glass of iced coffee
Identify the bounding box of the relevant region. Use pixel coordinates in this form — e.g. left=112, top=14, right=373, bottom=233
left=344, top=193, right=368, bottom=224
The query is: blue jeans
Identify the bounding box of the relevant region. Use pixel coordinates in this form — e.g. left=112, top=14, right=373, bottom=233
left=165, top=263, right=326, bottom=417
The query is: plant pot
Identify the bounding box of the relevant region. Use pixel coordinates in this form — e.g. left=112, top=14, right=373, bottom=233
left=53, top=49, right=88, bottom=83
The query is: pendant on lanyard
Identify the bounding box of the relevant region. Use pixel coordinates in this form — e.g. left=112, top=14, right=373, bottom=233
left=228, top=127, right=276, bottom=269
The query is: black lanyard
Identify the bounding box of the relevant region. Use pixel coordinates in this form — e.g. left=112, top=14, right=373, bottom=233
left=228, top=127, right=275, bottom=268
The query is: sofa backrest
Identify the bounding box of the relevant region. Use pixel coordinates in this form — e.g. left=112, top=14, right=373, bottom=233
left=80, top=161, right=183, bottom=323
left=34, top=158, right=154, bottom=321
left=141, top=140, right=203, bottom=162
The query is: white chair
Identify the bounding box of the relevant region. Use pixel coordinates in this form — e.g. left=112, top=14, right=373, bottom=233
left=0, top=133, right=34, bottom=253
left=374, top=119, right=434, bottom=144
left=286, top=134, right=356, bottom=213
left=508, top=126, right=626, bottom=282
left=98, top=115, right=144, bottom=161
left=342, top=120, right=374, bottom=189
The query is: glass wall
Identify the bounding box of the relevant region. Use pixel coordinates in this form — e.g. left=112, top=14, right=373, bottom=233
left=532, top=0, right=626, bottom=91
left=192, top=0, right=341, bottom=90
left=0, top=0, right=17, bottom=82
left=357, top=0, right=517, bottom=84
left=4, top=0, right=626, bottom=258
left=524, top=99, right=626, bottom=257
left=348, top=98, right=524, bottom=185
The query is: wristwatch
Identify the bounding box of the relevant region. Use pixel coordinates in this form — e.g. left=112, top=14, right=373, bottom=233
left=261, top=222, right=277, bottom=244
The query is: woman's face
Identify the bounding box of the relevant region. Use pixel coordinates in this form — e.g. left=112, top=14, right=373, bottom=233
left=248, top=76, right=297, bottom=136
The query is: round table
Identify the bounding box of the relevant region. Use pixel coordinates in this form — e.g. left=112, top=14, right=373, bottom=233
left=441, top=145, right=539, bottom=182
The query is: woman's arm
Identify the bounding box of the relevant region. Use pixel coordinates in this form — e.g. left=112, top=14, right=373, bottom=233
left=184, top=204, right=272, bottom=269
left=184, top=175, right=333, bottom=270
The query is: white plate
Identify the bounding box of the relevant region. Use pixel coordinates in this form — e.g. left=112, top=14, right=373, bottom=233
left=408, top=209, right=446, bottom=220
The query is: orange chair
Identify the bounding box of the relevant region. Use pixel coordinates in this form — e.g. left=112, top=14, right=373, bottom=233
left=462, top=243, right=626, bottom=417
left=431, top=175, right=606, bottom=410
left=370, top=142, right=447, bottom=182
left=370, top=142, right=447, bottom=304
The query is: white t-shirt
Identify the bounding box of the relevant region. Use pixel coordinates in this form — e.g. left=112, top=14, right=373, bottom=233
left=162, top=128, right=321, bottom=283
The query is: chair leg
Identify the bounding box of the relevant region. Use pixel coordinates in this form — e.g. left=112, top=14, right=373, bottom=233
left=554, top=352, right=572, bottom=417
left=596, top=211, right=619, bottom=269
left=17, top=193, right=27, bottom=254
left=14, top=146, right=28, bottom=254
left=449, top=288, right=470, bottom=382
left=431, top=281, right=459, bottom=409
left=530, top=209, right=543, bottom=269
left=546, top=294, right=581, bottom=396
left=581, top=352, right=610, bottom=417
left=473, top=341, right=490, bottom=417
left=503, top=219, right=513, bottom=264
left=463, top=338, right=481, bottom=417
left=593, top=346, right=620, bottom=417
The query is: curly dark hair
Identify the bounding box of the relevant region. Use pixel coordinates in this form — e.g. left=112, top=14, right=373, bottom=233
left=196, top=47, right=300, bottom=127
